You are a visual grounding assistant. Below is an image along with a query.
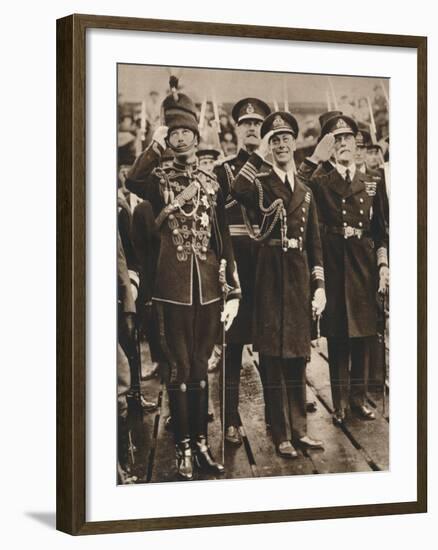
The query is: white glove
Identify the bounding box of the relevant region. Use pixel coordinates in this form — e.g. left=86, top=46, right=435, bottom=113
left=256, top=130, right=273, bottom=160
left=312, top=288, right=327, bottom=317
left=221, top=299, right=240, bottom=331
left=152, top=125, right=169, bottom=149
left=130, top=283, right=138, bottom=303
left=378, top=266, right=389, bottom=294
left=309, top=133, right=335, bottom=164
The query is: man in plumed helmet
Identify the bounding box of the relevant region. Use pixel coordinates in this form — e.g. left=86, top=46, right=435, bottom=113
left=214, top=98, right=272, bottom=446
left=126, top=77, right=241, bottom=480
left=231, top=111, right=327, bottom=458
left=298, top=113, right=389, bottom=425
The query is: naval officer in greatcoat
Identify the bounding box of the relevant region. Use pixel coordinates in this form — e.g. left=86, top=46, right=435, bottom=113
left=214, top=98, right=272, bottom=445
left=126, top=78, right=241, bottom=480
left=231, top=111, right=327, bottom=458
left=298, top=113, right=389, bottom=425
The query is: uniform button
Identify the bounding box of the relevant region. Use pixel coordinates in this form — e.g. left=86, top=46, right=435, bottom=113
left=360, top=198, right=364, bottom=203
left=343, top=222, right=347, bottom=227
left=302, top=207, right=306, bottom=213
left=302, top=217, right=306, bottom=222
left=172, top=228, right=179, bottom=235
left=177, top=245, right=183, bottom=252
left=358, top=222, right=363, bottom=227
left=342, top=199, right=346, bottom=204
left=360, top=209, right=364, bottom=215
left=169, top=214, right=175, bottom=220
left=300, top=227, right=304, bottom=233
left=201, top=246, right=207, bottom=253
left=342, top=210, right=346, bottom=215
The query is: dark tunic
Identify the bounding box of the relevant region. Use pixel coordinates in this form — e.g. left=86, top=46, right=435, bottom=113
left=214, top=148, right=271, bottom=344
left=298, top=160, right=388, bottom=338
left=231, top=153, right=325, bottom=359
left=126, top=143, right=241, bottom=306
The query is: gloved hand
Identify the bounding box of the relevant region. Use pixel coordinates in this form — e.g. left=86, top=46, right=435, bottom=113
left=378, top=265, right=389, bottom=294
left=312, top=287, right=327, bottom=317
left=309, top=133, right=335, bottom=164
left=130, top=283, right=138, bottom=303
left=221, top=299, right=240, bottom=331
left=152, top=125, right=169, bottom=150
left=256, top=130, right=273, bottom=160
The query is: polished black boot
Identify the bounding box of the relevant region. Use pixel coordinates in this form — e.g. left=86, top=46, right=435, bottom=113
left=194, top=436, right=225, bottom=475
left=176, top=438, right=194, bottom=481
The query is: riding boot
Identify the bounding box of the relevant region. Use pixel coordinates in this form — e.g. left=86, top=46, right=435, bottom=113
left=194, top=435, right=225, bottom=475
left=167, top=382, right=193, bottom=480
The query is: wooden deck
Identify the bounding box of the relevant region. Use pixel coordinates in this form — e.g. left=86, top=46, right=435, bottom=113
left=126, top=339, right=389, bottom=483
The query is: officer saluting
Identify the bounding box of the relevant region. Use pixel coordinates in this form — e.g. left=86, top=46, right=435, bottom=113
left=126, top=78, right=241, bottom=480
left=214, top=98, right=272, bottom=445
left=231, top=111, right=327, bottom=458
left=298, top=113, right=389, bottom=425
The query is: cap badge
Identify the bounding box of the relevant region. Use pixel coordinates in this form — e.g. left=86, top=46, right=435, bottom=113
left=273, top=115, right=285, bottom=128
left=336, top=118, right=348, bottom=129
left=246, top=103, right=255, bottom=114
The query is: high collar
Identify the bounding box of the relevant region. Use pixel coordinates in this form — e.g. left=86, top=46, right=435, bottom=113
left=237, top=147, right=251, bottom=163
left=172, top=158, right=198, bottom=171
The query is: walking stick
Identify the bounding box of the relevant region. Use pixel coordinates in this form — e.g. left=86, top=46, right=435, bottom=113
left=382, top=293, right=388, bottom=418
left=218, top=259, right=229, bottom=464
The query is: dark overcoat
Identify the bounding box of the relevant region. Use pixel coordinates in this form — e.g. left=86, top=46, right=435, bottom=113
left=231, top=153, right=325, bottom=359
left=298, top=160, right=388, bottom=338
left=214, top=148, right=271, bottom=344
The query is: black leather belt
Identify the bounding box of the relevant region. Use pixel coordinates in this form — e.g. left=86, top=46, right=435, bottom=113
left=264, top=238, right=303, bottom=251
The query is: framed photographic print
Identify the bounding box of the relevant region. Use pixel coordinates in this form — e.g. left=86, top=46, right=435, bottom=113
left=56, top=14, right=427, bottom=535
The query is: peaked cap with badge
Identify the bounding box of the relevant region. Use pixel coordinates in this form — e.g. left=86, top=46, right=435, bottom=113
left=231, top=97, right=271, bottom=124
left=261, top=111, right=299, bottom=140
left=320, top=112, right=358, bottom=138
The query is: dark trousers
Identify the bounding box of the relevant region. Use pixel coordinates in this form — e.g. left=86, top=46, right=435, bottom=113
left=157, top=297, right=221, bottom=443
left=327, top=336, right=372, bottom=411
left=219, top=343, right=242, bottom=428
left=219, top=344, right=272, bottom=428
left=263, top=355, right=307, bottom=446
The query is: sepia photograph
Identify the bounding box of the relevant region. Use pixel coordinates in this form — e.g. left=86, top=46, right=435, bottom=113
left=116, top=64, right=390, bottom=485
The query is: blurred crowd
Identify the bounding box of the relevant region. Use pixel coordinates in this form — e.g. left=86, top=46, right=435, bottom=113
left=118, top=81, right=389, bottom=170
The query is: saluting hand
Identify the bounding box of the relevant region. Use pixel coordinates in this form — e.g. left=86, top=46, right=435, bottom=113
left=312, top=288, right=327, bottom=317
left=256, top=131, right=273, bottom=160
left=221, top=298, right=240, bottom=331
left=152, top=125, right=169, bottom=149
left=309, top=133, right=335, bottom=164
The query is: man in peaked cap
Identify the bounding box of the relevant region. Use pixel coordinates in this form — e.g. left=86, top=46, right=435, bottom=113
left=196, top=145, right=221, bottom=174
left=126, top=78, right=241, bottom=481
left=214, top=97, right=272, bottom=446
left=231, top=111, right=327, bottom=458
left=297, top=112, right=389, bottom=426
